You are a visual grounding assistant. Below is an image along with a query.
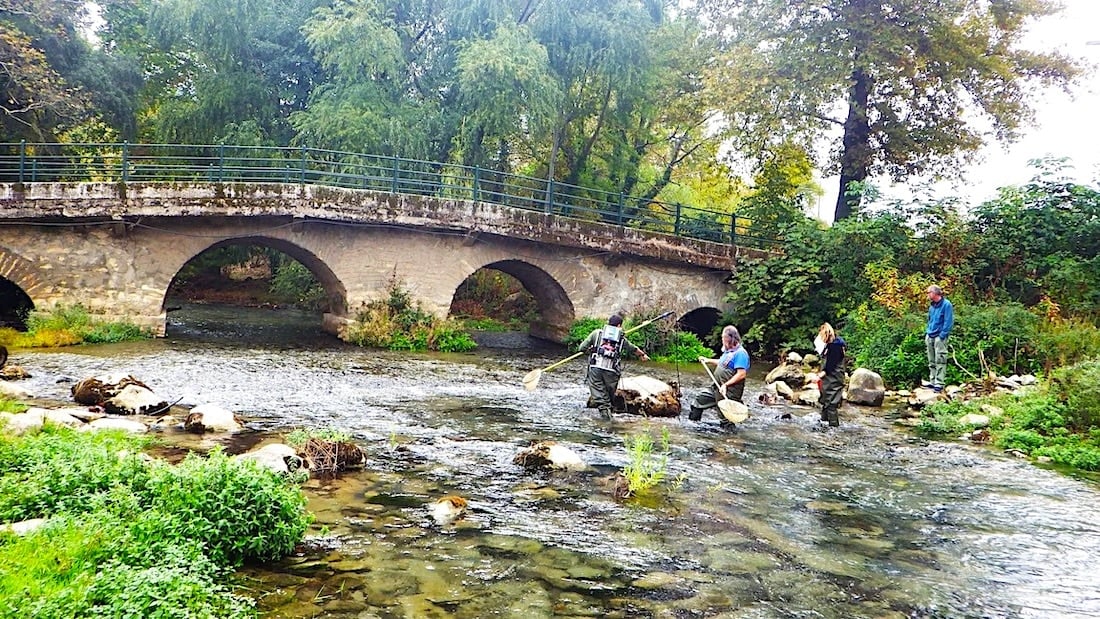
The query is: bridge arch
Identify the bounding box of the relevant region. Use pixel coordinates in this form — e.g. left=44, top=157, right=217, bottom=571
left=447, top=259, right=575, bottom=342
left=0, top=247, right=43, bottom=329
left=163, top=235, right=348, bottom=317
left=678, top=306, right=723, bottom=347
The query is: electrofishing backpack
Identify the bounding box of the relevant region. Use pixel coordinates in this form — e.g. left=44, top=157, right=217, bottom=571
left=591, top=324, right=623, bottom=371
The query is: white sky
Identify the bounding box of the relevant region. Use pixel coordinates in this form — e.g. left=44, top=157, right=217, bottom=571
left=814, top=0, right=1100, bottom=220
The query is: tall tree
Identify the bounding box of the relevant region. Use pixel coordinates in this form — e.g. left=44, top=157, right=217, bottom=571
left=0, top=0, right=92, bottom=142
left=703, top=0, right=1081, bottom=221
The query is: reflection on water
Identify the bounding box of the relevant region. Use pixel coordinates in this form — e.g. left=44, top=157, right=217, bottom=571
left=12, top=304, right=1100, bottom=618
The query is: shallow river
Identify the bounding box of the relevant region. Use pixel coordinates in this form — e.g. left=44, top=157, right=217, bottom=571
left=12, top=305, right=1100, bottom=618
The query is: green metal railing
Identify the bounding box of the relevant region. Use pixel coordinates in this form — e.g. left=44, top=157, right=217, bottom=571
left=0, top=141, right=779, bottom=249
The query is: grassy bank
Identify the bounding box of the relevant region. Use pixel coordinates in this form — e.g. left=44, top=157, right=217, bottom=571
left=0, top=421, right=311, bottom=618
left=0, top=304, right=152, bottom=349
left=915, top=358, right=1100, bottom=472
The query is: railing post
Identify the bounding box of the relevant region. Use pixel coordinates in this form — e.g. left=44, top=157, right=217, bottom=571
left=617, top=192, right=625, bottom=226
left=391, top=156, right=399, bottom=193
left=544, top=178, right=554, bottom=214
left=300, top=146, right=307, bottom=184
left=218, top=143, right=225, bottom=183
left=473, top=166, right=480, bottom=202
left=730, top=214, right=738, bottom=246
left=18, top=140, right=25, bottom=183
left=674, top=203, right=682, bottom=236
left=121, top=141, right=130, bottom=183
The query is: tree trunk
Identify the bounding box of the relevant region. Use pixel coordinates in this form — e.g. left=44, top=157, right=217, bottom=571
left=834, top=66, right=873, bottom=221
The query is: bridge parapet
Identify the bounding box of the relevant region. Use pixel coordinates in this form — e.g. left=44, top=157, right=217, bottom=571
left=0, top=182, right=772, bottom=270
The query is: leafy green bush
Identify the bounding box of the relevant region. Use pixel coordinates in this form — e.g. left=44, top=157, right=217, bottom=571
left=137, top=449, right=311, bottom=566
left=1033, top=318, right=1100, bottom=372
left=565, top=318, right=603, bottom=350
left=655, top=331, right=713, bottom=364
left=0, top=428, right=152, bottom=522
left=914, top=400, right=970, bottom=438
left=0, top=429, right=309, bottom=617
left=0, top=517, right=255, bottom=618
left=621, top=427, right=671, bottom=498
left=1049, top=359, right=1100, bottom=432
left=347, top=280, right=477, bottom=352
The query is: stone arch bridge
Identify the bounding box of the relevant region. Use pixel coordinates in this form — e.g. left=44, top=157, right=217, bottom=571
left=0, top=182, right=765, bottom=342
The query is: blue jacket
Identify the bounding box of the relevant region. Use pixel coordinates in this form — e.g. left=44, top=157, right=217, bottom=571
left=926, top=298, right=954, bottom=339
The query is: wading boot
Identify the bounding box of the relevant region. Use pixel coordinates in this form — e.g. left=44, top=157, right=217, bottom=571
left=688, top=406, right=703, bottom=422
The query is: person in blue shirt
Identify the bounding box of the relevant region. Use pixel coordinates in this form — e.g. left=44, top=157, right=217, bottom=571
left=816, top=323, right=847, bottom=427
left=925, top=284, right=954, bottom=392
left=690, top=325, right=750, bottom=424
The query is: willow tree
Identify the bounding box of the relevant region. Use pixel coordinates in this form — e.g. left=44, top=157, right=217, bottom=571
left=703, top=0, right=1080, bottom=221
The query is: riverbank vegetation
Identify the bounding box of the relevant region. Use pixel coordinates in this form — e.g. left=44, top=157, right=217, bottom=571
left=346, top=280, right=477, bottom=353
left=0, top=424, right=311, bottom=617
left=566, top=317, right=713, bottom=365
left=915, top=359, right=1100, bottom=472
left=0, top=304, right=151, bottom=349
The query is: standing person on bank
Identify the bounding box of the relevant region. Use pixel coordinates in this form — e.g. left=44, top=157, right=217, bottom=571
left=925, top=284, right=954, bottom=393
left=578, top=314, right=649, bottom=420
left=690, top=325, right=750, bottom=423
left=815, top=323, right=847, bottom=427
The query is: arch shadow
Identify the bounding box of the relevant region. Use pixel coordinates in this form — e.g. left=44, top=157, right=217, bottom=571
left=162, top=236, right=348, bottom=316
left=678, top=307, right=723, bottom=349
left=453, top=259, right=575, bottom=342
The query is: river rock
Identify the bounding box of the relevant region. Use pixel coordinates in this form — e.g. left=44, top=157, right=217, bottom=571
left=429, top=495, right=468, bottom=525
left=614, top=375, right=680, bottom=417
left=513, top=441, right=586, bottom=471
left=786, top=351, right=803, bottom=364
left=908, top=387, right=943, bottom=407
left=1, top=409, right=44, bottom=435
left=3, top=518, right=47, bottom=536
left=774, top=379, right=795, bottom=400
left=184, top=404, right=244, bottom=433
left=25, top=407, right=84, bottom=428
left=794, top=387, right=820, bottom=406
left=0, top=380, right=34, bottom=399
left=103, top=384, right=169, bottom=416
left=80, top=417, right=148, bottom=433
left=765, top=363, right=806, bottom=390
left=72, top=374, right=151, bottom=405
left=847, top=368, right=885, bottom=407
left=0, top=365, right=30, bottom=380
left=957, top=413, right=990, bottom=428
left=235, top=443, right=304, bottom=474
left=979, top=404, right=1004, bottom=417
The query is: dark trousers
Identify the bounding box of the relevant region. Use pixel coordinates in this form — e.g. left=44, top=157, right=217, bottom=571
left=818, top=371, right=844, bottom=426
left=585, top=366, right=619, bottom=418
left=690, top=381, right=745, bottom=421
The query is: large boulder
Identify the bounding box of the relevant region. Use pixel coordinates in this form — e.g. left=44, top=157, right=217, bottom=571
left=72, top=374, right=149, bottom=405
left=104, top=384, right=169, bottom=416
left=0, top=365, right=30, bottom=380
left=614, top=375, right=681, bottom=417
left=846, top=368, right=886, bottom=407
left=765, top=363, right=806, bottom=391
left=184, top=404, right=244, bottom=433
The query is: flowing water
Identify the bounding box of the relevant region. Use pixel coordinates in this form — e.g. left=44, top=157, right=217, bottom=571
left=12, top=304, right=1100, bottom=618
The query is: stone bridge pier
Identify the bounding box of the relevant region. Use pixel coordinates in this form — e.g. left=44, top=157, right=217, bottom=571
left=0, top=182, right=749, bottom=342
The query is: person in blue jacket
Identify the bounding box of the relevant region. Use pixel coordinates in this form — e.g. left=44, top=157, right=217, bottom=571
left=925, top=284, right=954, bottom=392
left=690, top=325, right=750, bottom=424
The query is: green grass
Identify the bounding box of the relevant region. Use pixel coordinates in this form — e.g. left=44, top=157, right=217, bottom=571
left=621, top=426, right=672, bottom=498
left=0, top=304, right=152, bottom=349
left=0, top=426, right=311, bottom=616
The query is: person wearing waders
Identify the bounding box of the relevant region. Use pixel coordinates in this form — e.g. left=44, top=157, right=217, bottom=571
left=690, top=325, right=750, bottom=426
left=578, top=314, right=649, bottom=420
left=816, top=322, right=846, bottom=427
